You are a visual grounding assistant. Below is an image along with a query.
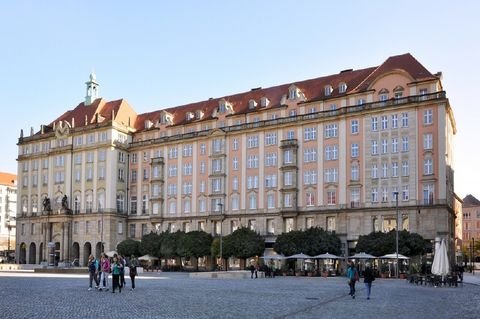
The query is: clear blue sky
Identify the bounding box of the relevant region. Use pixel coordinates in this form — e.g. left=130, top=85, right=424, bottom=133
left=1, top=1, right=479, bottom=199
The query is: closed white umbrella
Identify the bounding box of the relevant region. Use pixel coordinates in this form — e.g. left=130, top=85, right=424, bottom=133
left=431, top=239, right=449, bottom=276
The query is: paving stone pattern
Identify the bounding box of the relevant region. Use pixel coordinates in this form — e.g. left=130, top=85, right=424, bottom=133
left=0, top=272, right=479, bottom=319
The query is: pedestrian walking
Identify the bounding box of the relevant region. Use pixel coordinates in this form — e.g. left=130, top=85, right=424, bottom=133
left=363, top=262, right=375, bottom=300
left=129, top=255, right=138, bottom=291
left=99, top=253, right=110, bottom=291
left=347, top=261, right=359, bottom=299
left=87, top=255, right=99, bottom=291
left=249, top=264, right=255, bottom=279
left=111, top=257, right=122, bottom=293
left=119, top=255, right=126, bottom=288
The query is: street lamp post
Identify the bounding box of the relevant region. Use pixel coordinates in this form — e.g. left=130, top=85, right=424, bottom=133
left=217, top=202, right=223, bottom=271
left=7, top=219, right=11, bottom=263
left=394, top=191, right=399, bottom=279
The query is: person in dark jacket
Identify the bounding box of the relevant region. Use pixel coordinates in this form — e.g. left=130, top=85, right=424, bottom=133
left=363, top=262, right=375, bottom=300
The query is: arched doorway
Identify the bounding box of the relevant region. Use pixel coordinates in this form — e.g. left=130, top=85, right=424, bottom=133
left=95, top=242, right=104, bottom=259
left=83, top=242, right=92, bottom=266
left=39, top=242, right=44, bottom=263
left=19, top=243, right=27, bottom=264
left=72, top=242, right=80, bottom=266
left=29, top=243, right=36, bottom=264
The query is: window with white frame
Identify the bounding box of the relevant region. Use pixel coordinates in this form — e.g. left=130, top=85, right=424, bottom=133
left=371, top=187, right=378, bottom=203
left=402, top=136, right=409, bottom=152
left=391, top=114, right=398, bottom=128
left=382, top=162, right=388, bottom=178
left=381, top=139, right=388, bottom=154
left=392, top=138, right=398, bottom=153
left=304, top=148, right=317, bottom=162
left=283, top=150, right=293, bottom=164
left=212, top=159, right=222, bottom=172
left=351, top=143, right=359, bottom=158
left=198, top=199, right=206, bottom=213
left=327, top=216, right=336, bottom=231
left=304, top=127, right=317, bottom=141
left=401, top=112, right=409, bottom=127
left=267, top=194, right=275, bottom=209
left=371, top=117, right=378, bottom=131
left=286, top=130, right=295, bottom=139
left=339, top=82, right=347, bottom=94
left=247, top=176, right=259, bottom=189
left=381, top=116, right=388, bottom=130
left=232, top=157, right=238, bottom=170
left=402, top=185, right=409, bottom=201
left=424, top=158, right=433, bottom=175
left=211, top=178, right=222, bottom=192
left=325, top=145, right=338, bottom=160
left=265, top=174, right=277, bottom=188
left=231, top=196, right=239, bottom=210
left=324, top=124, right=338, bottom=138
left=232, top=177, right=238, bottom=191
left=327, top=190, right=336, bottom=205
left=169, top=201, right=176, bottom=214
left=402, top=161, right=409, bottom=176
left=168, top=165, right=177, bottom=177
left=350, top=188, right=360, bottom=207
left=351, top=165, right=359, bottom=181
left=167, top=184, right=177, bottom=196
left=232, top=138, right=239, bottom=151
left=423, top=134, right=433, bottom=150
left=324, top=168, right=338, bottom=183
left=183, top=199, right=191, bottom=213
left=265, top=153, right=277, bottom=166
left=284, top=172, right=293, bottom=186
left=324, top=85, right=333, bottom=96
left=284, top=194, right=293, bottom=208
left=371, top=164, right=378, bottom=179
left=183, top=182, right=193, bottom=195
left=212, top=139, right=223, bottom=153
left=168, top=147, right=178, bottom=159
left=306, top=192, right=315, bottom=206
left=423, top=183, right=434, bottom=205
left=392, top=161, right=398, bottom=177
left=285, top=218, right=294, bottom=232
left=247, top=135, right=259, bottom=148
left=382, top=187, right=388, bottom=202
left=249, top=194, right=257, bottom=209
left=423, top=109, right=433, bottom=125
left=371, top=140, right=378, bottom=155
left=303, top=170, right=317, bottom=185
left=200, top=143, right=206, bottom=155
left=265, top=133, right=277, bottom=145
left=351, top=119, right=359, bottom=134
left=247, top=155, right=259, bottom=169
left=267, top=218, right=275, bottom=234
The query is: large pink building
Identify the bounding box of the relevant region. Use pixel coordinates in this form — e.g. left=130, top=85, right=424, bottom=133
left=16, top=53, right=458, bottom=266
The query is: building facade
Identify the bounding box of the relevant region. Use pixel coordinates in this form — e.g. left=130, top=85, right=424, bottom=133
left=462, top=195, right=480, bottom=244
left=16, top=53, right=457, bottom=266
left=0, top=172, right=17, bottom=261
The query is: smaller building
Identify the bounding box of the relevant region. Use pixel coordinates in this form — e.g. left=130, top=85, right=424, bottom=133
left=462, top=195, right=480, bottom=245
left=0, top=172, right=17, bottom=262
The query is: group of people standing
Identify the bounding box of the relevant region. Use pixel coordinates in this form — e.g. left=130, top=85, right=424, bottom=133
left=87, top=253, right=139, bottom=293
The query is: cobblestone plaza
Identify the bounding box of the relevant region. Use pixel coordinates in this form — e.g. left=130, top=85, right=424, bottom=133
left=0, top=272, right=478, bottom=319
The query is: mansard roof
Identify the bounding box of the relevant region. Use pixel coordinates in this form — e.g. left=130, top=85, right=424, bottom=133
left=132, top=52, right=437, bottom=132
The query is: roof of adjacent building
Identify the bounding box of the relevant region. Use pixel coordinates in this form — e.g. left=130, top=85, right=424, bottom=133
left=0, top=172, right=17, bottom=186
left=462, top=195, right=480, bottom=207
left=40, top=52, right=437, bottom=135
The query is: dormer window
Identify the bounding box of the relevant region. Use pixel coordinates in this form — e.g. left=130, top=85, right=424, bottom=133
left=218, top=99, right=234, bottom=114
left=260, top=97, right=270, bottom=107
left=324, top=85, right=333, bottom=96
left=144, top=120, right=153, bottom=129
left=248, top=99, right=257, bottom=110
left=186, top=112, right=194, bottom=121
left=288, top=85, right=298, bottom=100
left=195, top=110, right=204, bottom=120
left=160, top=112, right=173, bottom=125
left=338, top=82, right=347, bottom=94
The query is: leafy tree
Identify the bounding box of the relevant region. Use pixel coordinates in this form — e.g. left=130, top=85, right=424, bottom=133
left=355, top=230, right=429, bottom=256
left=160, top=231, right=183, bottom=259
left=177, top=231, right=212, bottom=271
left=140, top=232, right=161, bottom=257
left=117, top=238, right=141, bottom=257
left=223, top=227, right=264, bottom=268
left=273, top=230, right=306, bottom=256
left=274, top=228, right=341, bottom=256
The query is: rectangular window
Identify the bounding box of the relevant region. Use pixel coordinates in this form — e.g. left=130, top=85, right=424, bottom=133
left=247, top=135, right=259, bottom=148
left=304, top=127, right=317, bottom=141
left=371, top=188, right=378, bottom=203
left=351, top=165, right=359, bottom=181
left=351, top=120, right=359, bottom=134
left=381, top=116, right=388, bottom=130
left=423, top=109, right=433, bottom=125
left=391, top=114, right=398, bottom=129
left=350, top=188, right=360, bottom=207
left=402, top=136, right=409, bottom=152
left=402, top=161, right=409, bottom=176
left=324, top=168, right=338, bottom=183
left=424, top=158, right=433, bottom=175
left=401, top=112, right=409, bottom=127
left=423, top=134, right=433, bottom=150
left=382, top=162, right=388, bottom=178
left=265, top=133, right=277, bottom=145
left=324, top=124, right=337, bottom=138
left=265, top=153, right=277, bottom=167
left=232, top=139, right=239, bottom=151
left=351, top=143, right=359, bottom=158
left=371, top=117, right=378, bottom=131
left=381, top=139, right=388, bottom=154
left=303, top=148, right=317, bottom=163
left=392, top=161, right=398, bottom=177
left=325, top=145, right=338, bottom=160
left=327, top=190, right=336, bottom=205
left=327, top=217, right=336, bottom=231
left=392, top=138, right=398, bottom=153
left=371, top=164, right=378, bottom=179
left=371, top=140, right=378, bottom=155
left=402, top=185, right=409, bottom=201
left=283, top=150, right=293, bottom=164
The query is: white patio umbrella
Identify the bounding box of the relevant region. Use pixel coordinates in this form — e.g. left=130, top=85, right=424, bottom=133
left=431, top=239, right=450, bottom=276
left=286, top=253, right=312, bottom=259
left=380, top=253, right=410, bottom=260
left=138, top=254, right=159, bottom=262
left=313, top=252, right=341, bottom=259
left=105, top=250, right=118, bottom=257
left=349, top=252, right=377, bottom=259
